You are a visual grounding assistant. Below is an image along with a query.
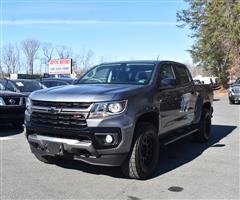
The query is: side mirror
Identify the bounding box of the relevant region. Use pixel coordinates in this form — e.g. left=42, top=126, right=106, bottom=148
left=159, top=78, right=177, bottom=90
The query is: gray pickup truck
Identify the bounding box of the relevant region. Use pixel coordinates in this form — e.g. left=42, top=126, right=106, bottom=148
left=25, top=61, right=213, bottom=179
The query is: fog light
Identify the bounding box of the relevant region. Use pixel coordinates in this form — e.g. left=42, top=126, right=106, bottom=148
left=105, top=135, right=113, bottom=144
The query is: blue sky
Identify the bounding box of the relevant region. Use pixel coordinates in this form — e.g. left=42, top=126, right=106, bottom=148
left=1, top=0, right=193, bottom=65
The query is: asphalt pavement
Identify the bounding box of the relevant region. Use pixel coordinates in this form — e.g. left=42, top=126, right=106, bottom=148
left=0, top=95, right=239, bottom=199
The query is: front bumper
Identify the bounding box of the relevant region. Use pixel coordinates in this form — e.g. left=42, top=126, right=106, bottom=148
left=229, top=93, right=240, bottom=102
left=0, top=106, right=25, bottom=122
left=28, top=134, right=127, bottom=166
left=25, top=113, right=134, bottom=166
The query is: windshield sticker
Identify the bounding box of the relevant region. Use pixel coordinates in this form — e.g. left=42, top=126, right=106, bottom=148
left=16, top=82, right=24, bottom=87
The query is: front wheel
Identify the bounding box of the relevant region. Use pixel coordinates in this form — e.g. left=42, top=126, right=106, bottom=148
left=192, top=108, right=212, bottom=143
left=121, top=122, right=159, bottom=180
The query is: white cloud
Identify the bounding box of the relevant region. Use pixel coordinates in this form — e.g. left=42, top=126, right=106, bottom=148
left=1, top=19, right=179, bottom=26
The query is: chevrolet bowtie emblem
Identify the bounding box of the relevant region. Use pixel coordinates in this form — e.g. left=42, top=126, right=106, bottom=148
left=48, top=107, right=61, bottom=114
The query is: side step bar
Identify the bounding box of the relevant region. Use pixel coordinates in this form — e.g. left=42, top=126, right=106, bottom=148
left=163, top=129, right=198, bottom=146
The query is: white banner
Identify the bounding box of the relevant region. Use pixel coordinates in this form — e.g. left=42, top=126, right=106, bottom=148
left=49, top=59, right=72, bottom=74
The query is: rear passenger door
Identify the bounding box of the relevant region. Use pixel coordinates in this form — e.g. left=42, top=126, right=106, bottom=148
left=173, top=64, right=196, bottom=126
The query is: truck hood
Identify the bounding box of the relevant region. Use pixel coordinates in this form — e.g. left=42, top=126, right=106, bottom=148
left=0, top=90, right=26, bottom=97
left=30, top=84, right=144, bottom=102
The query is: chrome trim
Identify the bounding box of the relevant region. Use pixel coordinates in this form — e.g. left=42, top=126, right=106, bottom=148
left=31, top=106, right=89, bottom=118
left=31, top=103, right=93, bottom=112
left=19, top=97, right=25, bottom=105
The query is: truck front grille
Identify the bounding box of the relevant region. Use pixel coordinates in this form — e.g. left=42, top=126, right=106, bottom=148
left=233, top=87, right=240, bottom=93
left=3, top=97, right=24, bottom=105
left=32, top=100, right=91, bottom=109
left=31, top=112, right=87, bottom=129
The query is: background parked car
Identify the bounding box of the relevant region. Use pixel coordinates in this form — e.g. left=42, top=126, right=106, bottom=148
left=40, top=78, right=76, bottom=88
left=193, top=79, right=202, bottom=85
left=193, top=75, right=220, bottom=90
left=0, top=79, right=45, bottom=96
left=0, top=82, right=26, bottom=128
left=229, top=78, right=240, bottom=104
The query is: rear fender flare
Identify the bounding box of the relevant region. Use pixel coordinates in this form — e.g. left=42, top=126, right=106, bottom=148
left=193, top=95, right=204, bottom=124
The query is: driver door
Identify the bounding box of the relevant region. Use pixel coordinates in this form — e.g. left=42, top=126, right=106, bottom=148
left=156, top=64, right=182, bottom=135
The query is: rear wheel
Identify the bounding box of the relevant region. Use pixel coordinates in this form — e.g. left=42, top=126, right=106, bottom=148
left=34, top=154, right=57, bottom=164
left=121, top=122, right=159, bottom=180
left=192, top=108, right=212, bottom=143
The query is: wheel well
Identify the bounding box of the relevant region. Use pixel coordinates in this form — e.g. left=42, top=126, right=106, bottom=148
left=202, top=102, right=211, bottom=111
left=136, top=112, right=159, bottom=130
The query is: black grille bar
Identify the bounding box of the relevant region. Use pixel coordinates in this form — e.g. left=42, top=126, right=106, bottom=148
left=32, top=100, right=92, bottom=109
left=31, top=112, right=87, bottom=129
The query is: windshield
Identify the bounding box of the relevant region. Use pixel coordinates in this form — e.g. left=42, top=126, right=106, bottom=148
left=79, top=63, right=155, bottom=85
left=235, top=79, right=240, bottom=84
left=12, top=80, right=44, bottom=92
left=0, top=81, right=6, bottom=90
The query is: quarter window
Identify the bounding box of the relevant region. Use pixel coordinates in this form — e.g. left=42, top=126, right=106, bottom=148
left=175, top=65, right=191, bottom=85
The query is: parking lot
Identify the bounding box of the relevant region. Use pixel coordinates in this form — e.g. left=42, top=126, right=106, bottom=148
left=0, top=95, right=239, bottom=199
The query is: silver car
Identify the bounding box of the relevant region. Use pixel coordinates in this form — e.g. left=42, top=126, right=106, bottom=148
left=229, top=78, right=240, bottom=104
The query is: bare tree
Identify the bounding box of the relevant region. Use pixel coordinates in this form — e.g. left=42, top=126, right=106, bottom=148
left=21, top=39, right=40, bottom=75
left=42, top=43, right=54, bottom=63
left=79, top=49, right=94, bottom=70
left=56, top=45, right=72, bottom=59
left=2, top=44, right=20, bottom=75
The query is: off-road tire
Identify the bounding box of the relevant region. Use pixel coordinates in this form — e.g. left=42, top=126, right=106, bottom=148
left=122, top=122, right=159, bottom=180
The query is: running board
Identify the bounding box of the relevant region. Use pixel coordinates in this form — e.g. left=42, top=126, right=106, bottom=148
left=163, top=129, right=198, bottom=146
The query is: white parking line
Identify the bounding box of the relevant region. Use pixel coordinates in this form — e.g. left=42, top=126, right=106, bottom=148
left=0, top=137, right=14, bottom=141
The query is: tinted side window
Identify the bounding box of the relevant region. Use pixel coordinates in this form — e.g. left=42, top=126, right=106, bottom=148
left=57, top=81, right=68, bottom=86
left=159, top=65, right=175, bottom=79
left=174, top=65, right=191, bottom=85
left=43, top=81, right=69, bottom=88
left=42, top=81, right=55, bottom=88
left=6, top=82, right=15, bottom=91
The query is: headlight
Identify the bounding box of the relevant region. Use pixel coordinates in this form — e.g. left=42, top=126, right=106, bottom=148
left=25, top=97, right=32, bottom=113
left=0, top=97, right=5, bottom=106
left=108, top=102, right=125, bottom=113
left=88, top=100, right=127, bottom=119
